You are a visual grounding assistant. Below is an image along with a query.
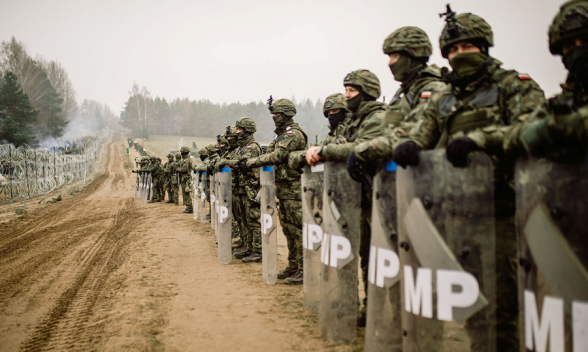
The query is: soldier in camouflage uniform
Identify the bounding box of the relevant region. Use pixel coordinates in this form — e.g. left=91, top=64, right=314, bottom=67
left=163, top=154, right=174, bottom=203
left=178, top=146, right=193, bottom=213
left=306, top=69, right=386, bottom=314
left=219, top=118, right=263, bottom=262
left=194, top=147, right=211, bottom=212
left=392, top=9, right=547, bottom=351
left=144, top=155, right=162, bottom=203
left=347, top=27, right=448, bottom=167
left=171, top=153, right=181, bottom=205
left=244, top=99, right=307, bottom=283
left=156, top=157, right=164, bottom=201
left=288, top=93, right=351, bottom=170
left=522, top=0, right=588, bottom=162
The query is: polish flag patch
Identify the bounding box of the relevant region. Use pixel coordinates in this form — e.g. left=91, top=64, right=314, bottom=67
left=518, top=73, right=531, bottom=80
left=246, top=145, right=252, bottom=149
left=286, top=131, right=293, bottom=134
left=421, top=91, right=432, bottom=98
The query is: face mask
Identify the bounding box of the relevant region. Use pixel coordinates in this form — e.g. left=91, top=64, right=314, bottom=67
left=327, top=110, right=347, bottom=129
left=449, top=52, right=488, bottom=80
left=272, top=114, right=286, bottom=127
left=199, top=155, right=208, bottom=161
left=346, top=93, right=363, bottom=113
left=227, top=137, right=237, bottom=147
left=389, top=54, right=423, bottom=82
left=564, top=45, right=588, bottom=86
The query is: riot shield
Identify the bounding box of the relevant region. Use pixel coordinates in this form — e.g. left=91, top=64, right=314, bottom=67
left=217, top=168, right=233, bottom=264
left=146, top=173, right=153, bottom=202
left=260, top=166, right=278, bottom=285
left=397, top=150, right=496, bottom=352
left=193, top=173, right=200, bottom=220
left=516, top=155, right=588, bottom=352
left=139, top=173, right=145, bottom=200
left=200, top=172, right=208, bottom=224
left=210, top=174, right=216, bottom=231
left=365, top=160, right=402, bottom=352
left=302, top=163, right=325, bottom=313
left=135, top=172, right=140, bottom=198
left=318, top=161, right=360, bottom=345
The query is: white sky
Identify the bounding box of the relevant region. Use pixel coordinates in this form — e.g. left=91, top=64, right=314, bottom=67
left=0, top=0, right=565, bottom=114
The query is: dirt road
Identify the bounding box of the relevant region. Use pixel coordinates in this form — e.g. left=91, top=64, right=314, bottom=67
left=0, top=137, right=363, bottom=351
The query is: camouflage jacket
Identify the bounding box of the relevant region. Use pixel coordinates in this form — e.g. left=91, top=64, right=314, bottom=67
left=143, top=162, right=162, bottom=179
left=407, top=58, right=546, bottom=156
left=217, top=146, right=241, bottom=189
left=543, top=83, right=588, bottom=143
left=224, top=136, right=262, bottom=199
left=320, top=101, right=386, bottom=161
left=248, top=122, right=307, bottom=200
left=288, top=115, right=352, bottom=169
left=177, top=156, right=193, bottom=182
left=354, top=65, right=448, bottom=160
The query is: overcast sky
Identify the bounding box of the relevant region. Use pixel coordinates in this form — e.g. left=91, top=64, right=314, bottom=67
left=1, top=0, right=565, bottom=114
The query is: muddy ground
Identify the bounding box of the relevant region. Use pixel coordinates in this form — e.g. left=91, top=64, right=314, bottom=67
left=0, top=136, right=364, bottom=351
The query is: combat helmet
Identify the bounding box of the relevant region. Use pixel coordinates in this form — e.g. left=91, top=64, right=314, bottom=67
left=439, top=5, right=494, bottom=58
left=322, top=93, right=348, bottom=117
left=206, top=143, right=218, bottom=154
left=175, top=152, right=181, bottom=160
left=167, top=153, right=173, bottom=159
left=236, top=117, right=257, bottom=133
left=383, top=26, right=432, bottom=59
left=180, top=146, right=190, bottom=154
left=549, top=0, right=588, bottom=55
left=198, top=147, right=209, bottom=156
left=343, top=69, right=381, bottom=100
left=149, top=155, right=156, bottom=161
left=225, top=125, right=238, bottom=138
left=270, top=98, right=297, bottom=117
left=217, top=134, right=228, bottom=145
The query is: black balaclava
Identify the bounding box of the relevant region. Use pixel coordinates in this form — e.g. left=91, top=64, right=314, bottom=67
left=327, top=110, right=347, bottom=129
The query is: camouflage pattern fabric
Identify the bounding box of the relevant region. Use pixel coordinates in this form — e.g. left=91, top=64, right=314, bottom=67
left=178, top=154, right=193, bottom=211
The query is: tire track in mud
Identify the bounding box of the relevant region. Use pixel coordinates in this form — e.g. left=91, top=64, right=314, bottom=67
left=21, top=197, right=138, bottom=352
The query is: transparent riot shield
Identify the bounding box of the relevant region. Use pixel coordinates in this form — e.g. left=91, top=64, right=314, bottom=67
left=365, top=160, right=402, bottom=352
left=318, top=161, right=361, bottom=345
left=397, top=150, right=496, bottom=352
left=260, top=166, right=278, bottom=285
left=146, top=173, right=153, bottom=202
left=139, top=173, right=145, bottom=200
left=217, top=168, right=233, bottom=264
left=135, top=172, right=140, bottom=198
left=210, top=174, right=216, bottom=231
left=302, top=163, right=324, bottom=313
left=193, top=173, right=200, bottom=220
left=200, top=172, right=208, bottom=224
left=516, top=155, right=588, bottom=352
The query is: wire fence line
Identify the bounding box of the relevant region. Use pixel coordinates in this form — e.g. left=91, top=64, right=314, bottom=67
left=0, top=130, right=112, bottom=206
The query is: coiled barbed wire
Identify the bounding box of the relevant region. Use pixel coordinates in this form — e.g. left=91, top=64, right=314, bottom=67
left=0, top=130, right=112, bottom=203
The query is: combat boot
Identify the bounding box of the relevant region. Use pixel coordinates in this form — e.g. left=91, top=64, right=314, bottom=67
left=242, top=252, right=262, bottom=263
left=182, top=208, right=192, bottom=213
left=148, top=199, right=156, bottom=203
left=234, top=249, right=253, bottom=259
left=277, top=267, right=298, bottom=279
left=284, top=270, right=303, bottom=285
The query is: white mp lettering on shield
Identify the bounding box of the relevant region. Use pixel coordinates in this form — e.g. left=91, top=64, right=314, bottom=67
left=525, top=290, right=564, bottom=352
left=261, top=213, right=273, bottom=235
left=218, top=206, right=229, bottom=224
left=329, top=235, right=353, bottom=269
left=305, top=223, right=322, bottom=251
left=436, top=269, right=480, bottom=322
left=403, top=266, right=433, bottom=318
left=368, top=246, right=400, bottom=288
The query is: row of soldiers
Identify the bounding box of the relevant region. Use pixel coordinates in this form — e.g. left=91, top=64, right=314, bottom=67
left=132, top=2, right=587, bottom=350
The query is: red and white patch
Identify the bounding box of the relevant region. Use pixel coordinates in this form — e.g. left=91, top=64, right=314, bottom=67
left=518, top=73, right=531, bottom=80
left=286, top=131, right=293, bottom=134
left=246, top=145, right=252, bottom=149
left=421, top=91, right=432, bottom=98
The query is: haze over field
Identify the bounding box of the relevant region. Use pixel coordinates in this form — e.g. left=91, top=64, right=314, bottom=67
left=0, top=0, right=565, bottom=113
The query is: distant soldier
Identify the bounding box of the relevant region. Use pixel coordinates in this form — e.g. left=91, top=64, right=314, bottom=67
left=163, top=154, right=174, bottom=203
left=172, top=153, right=181, bottom=205
left=178, top=146, right=193, bottom=213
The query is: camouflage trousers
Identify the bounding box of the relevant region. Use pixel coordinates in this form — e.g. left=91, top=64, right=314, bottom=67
left=278, top=198, right=303, bottom=270
left=234, top=193, right=261, bottom=253
left=180, top=176, right=192, bottom=210
left=151, top=177, right=162, bottom=201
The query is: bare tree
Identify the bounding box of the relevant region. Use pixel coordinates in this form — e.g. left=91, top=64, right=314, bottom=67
left=38, top=58, right=77, bottom=121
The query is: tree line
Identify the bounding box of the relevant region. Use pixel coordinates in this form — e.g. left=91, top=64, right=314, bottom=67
left=0, top=37, right=118, bottom=148
left=120, top=83, right=330, bottom=144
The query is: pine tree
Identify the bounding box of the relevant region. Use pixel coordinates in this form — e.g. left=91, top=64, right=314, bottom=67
left=0, top=71, right=39, bottom=147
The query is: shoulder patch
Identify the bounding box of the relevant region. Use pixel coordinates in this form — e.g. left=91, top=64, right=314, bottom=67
left=518, top=73, right=531, bottom=80
left=286, top=131, right=293, bottom=134
left=286, top=126, right=292, bottom=130
left=421, top=91, right=432, bottom=98
left=246, top=145, right=252, bottom=148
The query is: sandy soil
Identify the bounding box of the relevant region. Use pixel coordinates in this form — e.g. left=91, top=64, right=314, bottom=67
left=0, top=135, right=364, bottom=352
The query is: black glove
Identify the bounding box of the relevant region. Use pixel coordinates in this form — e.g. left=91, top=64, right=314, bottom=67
left=238, top=159, right=249, bottom=173
left=394, top=142, right=420, bottom=168
left=446, top=137, right=478, bottom=168
left=132, top=170, right=136, bottom=173
left=346, top=151, right=364, bottom=183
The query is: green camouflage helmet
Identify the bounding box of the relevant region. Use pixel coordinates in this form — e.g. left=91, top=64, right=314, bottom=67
left=198, top=147, right=209, bottom=155
left=225, top=125, right=238, bottom=137
left=343, top=69, right=381, bottom=100
left=175, top=152, right=181, bottom=160
left=217, top=134, right=228, bottom=145
left=439, top=12, right=494, bottom=58
left=383, top=26, right=432, bottom=58
left=180, top=146, right=190, bottom=154
left=156, top=157, right=162, bottom=162
left=149, top=155, right=156, bottom=161
left=271, top=98, right=297, bottom=117
left=236, top=117, right=257, bottom=133
left=206, top=143, right=218, bottom=154
left=549, top=0, right=588, bottom=55
left=322, top=93, right=348, bottom=117
left=167, top=153, right=173, bottom=158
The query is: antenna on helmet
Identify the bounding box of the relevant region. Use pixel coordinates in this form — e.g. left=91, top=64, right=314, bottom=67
left=267, top=95, right=274, bottom=112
